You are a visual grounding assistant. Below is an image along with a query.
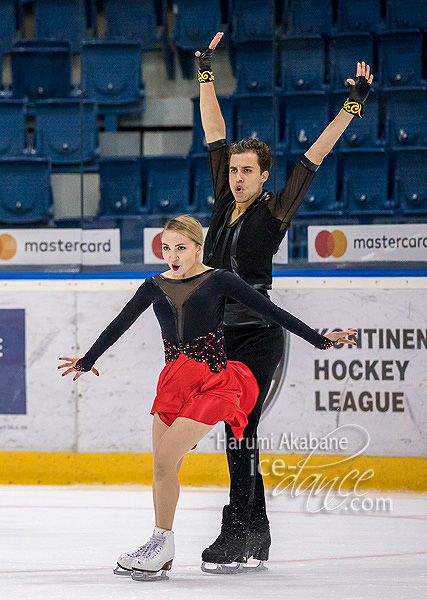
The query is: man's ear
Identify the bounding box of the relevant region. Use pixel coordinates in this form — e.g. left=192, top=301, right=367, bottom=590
left=261, top=170, right=269, bottom=183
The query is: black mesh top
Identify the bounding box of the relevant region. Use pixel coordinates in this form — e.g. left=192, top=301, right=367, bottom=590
left=76, top=269, right=333, bottom=374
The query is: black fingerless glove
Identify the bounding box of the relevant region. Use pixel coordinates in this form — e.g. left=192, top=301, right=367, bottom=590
left=319, top=337, right=337, bottom=350
left=197, top=47, right=215, bottom=83
left=343, top=75, right=371, bottom=118
left=74, top=358, right=89, bottom=372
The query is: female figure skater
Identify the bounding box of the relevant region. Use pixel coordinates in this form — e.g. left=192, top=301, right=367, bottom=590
left=58, top=215, right=356, bottom=580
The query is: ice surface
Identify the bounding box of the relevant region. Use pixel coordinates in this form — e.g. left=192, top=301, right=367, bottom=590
left=0, top=486, right=426, bottom=600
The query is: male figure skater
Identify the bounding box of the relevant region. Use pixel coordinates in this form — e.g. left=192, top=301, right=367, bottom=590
left=196, top=32, right=373, bottom=569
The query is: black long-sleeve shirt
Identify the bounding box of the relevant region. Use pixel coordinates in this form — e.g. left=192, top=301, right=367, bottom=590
left=203, top=140, right=319, bottom=327
left=77, top=269, right=332, bottom=374
left=204, top=140, right=319, bottom=286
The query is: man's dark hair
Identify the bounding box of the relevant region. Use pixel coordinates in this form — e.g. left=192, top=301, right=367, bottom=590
left=228, top=138, right=272, bottom=173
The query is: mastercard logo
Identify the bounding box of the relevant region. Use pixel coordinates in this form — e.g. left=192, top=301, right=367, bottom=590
left=315, top=230, right=347, bottom=258
left=0, top=233, right=17, bottom=260
left=151, top=233, right=164, bottom=260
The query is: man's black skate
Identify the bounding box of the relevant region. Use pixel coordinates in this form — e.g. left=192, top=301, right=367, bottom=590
left=246, top=528, right=271, bottom=562
left=201, top=529, right=249, bottom=566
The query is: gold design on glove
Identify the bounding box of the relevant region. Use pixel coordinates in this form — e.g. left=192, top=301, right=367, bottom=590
left=198, top=69, right=214, bottom=83
left=343, top=98, right=363, bottom=118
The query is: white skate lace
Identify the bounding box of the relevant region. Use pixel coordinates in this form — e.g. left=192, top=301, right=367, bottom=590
left=139, top=534, right=165, bottom=559
left=128, top=541, right=151, bottom=559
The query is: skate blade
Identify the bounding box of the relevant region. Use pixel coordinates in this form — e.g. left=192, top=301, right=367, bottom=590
left=131, top=560, right=172, bottom=582
left=113, top=565, right=133, bottom=576
left=201, top=560, right=268, bottom=575
left=201, top=561, right=244, bottom=575
left=131, top=569, right=170, bottom=581
left=241, top=560, right=268, bottom=573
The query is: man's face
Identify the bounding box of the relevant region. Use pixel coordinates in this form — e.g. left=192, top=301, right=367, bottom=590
left=229, top=152, right=269, bottom=204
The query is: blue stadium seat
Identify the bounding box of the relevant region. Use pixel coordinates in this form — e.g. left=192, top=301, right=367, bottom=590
left=190, top=153, right=215, bottom=218
left=174, top=0, right=221, bottom=78
left=394, top=148, right=427, bottom=214
left=34, top=99, right=98, bottom=165
left=235, top=42, right=275, bottom=94
left=332, top=91, right=380, bottom=148
left=279, top=35, right=325, bottom=92
left=336, top=0, right=382, bottom=32
left=11, top=40, right=72, bottom=101
left=81, top=40, right=144, bottom=128
left=144, top=156, right=190, bottom=218
left=0, top=157, right=51, bottom=223
left=329, top=33, right=374, bottom=91
left=377, top=30, right=423, bottom=88
left=103, top=0, right=158, bottom=49
left=284, top=0, right=333, bottom=35
left=385, top=0, right=427, bottom=30
left=267, top=148, right=287, bottom=194
left=174, top=0, right=222, bottom=50
left=33, top=0, right=87, bottom=52
left=0, top=100, right=26, bottom=157
left=289, top=152, right=341, bottom=216
left=280, top=91, right=329, bottom=151
left=98, top=157, right=143, bottom=216
left=230, top=0, right=275, bottom=41
left=191, top=95, right=234, bottom=154
left=384, top=88, right=427, bottom=147
left=0, top=0, right=18, bottom=53
left=341, top=149, right=393, bottom=215
left=235, top=94, right=277, bottom=148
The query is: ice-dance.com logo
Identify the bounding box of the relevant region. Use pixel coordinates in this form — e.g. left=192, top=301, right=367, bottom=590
left=315, top=230, right=347, bottom=258
left=0, top=234, right=17, bottom=260
left=259, top=425, right=393, bottom=515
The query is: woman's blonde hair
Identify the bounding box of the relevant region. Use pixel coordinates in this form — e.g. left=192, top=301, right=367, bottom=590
left=162, top=215, right=204, bottom=247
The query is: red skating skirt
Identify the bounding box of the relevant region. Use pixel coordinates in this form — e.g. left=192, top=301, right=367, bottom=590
left=150, top=354, right=259, bottom=440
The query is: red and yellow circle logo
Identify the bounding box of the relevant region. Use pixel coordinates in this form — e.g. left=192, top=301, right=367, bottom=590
left=0, top=233, right=17, bottom=260
left=315, top=230, right=347, bottom=258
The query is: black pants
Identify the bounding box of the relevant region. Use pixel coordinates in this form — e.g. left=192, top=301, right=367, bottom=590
left=223, top=324, right=285, bottom=532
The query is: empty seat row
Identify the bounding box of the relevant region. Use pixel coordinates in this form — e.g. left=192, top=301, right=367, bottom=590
left=0, top=0, right=163, bottom=53
left=0, top=99, right=99, bottom=164
left=191, top=89, right=427, bottom=153
left=1, top=39, right=144, bottom=130
left=279, top=0, right=426, bottom=36
left=0, top=148, right=425, bottom=225
left=233, top=30, right=427, bottom=95
left=1, top=1, right=425, bottom=55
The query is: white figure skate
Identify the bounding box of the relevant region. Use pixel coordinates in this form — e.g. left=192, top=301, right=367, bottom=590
left=114, top=540, right=152, bottom=576
left=131, top=528, right=174, bottom=581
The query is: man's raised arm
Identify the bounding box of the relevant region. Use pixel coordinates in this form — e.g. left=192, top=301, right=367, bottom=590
left=305, top=61, right=374, bottom=166
left=195, top=32, right=226, bottom=144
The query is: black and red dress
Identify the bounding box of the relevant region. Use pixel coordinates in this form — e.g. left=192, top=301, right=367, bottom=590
left=76, top=269, right=332, bottom=440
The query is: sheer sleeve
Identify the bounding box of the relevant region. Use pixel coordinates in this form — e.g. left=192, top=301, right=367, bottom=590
left=218, top=270, right=332, bottom=349
left=208, top=139, right=233, bottom=211
left=268, top=154, right=319, bottom=231
left=76, top=280, right=154, bottom=371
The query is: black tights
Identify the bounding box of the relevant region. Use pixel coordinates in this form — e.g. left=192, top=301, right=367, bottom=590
left=223, top=324, right=285, bottom=531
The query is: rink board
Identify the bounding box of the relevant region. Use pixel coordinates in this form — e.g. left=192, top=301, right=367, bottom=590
left=0, top=275, right=426, bottom=489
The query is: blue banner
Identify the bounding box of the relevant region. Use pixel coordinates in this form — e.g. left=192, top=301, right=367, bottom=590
left=0, top=309, right=26, bottom=414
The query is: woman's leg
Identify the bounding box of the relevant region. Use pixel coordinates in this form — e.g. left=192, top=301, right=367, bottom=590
left=151, top=414, right=185, bottom=526
left=152, top=414, right=169, bottom=526
left=153, top=415, right=214, bottom=530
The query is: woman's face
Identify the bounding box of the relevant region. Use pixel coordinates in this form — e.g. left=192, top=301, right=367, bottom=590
left=161, top=230, right=202, bottom=278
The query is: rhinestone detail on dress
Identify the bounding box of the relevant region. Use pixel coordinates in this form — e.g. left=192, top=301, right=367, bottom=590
left=163, top=327, right=228, bottom=373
